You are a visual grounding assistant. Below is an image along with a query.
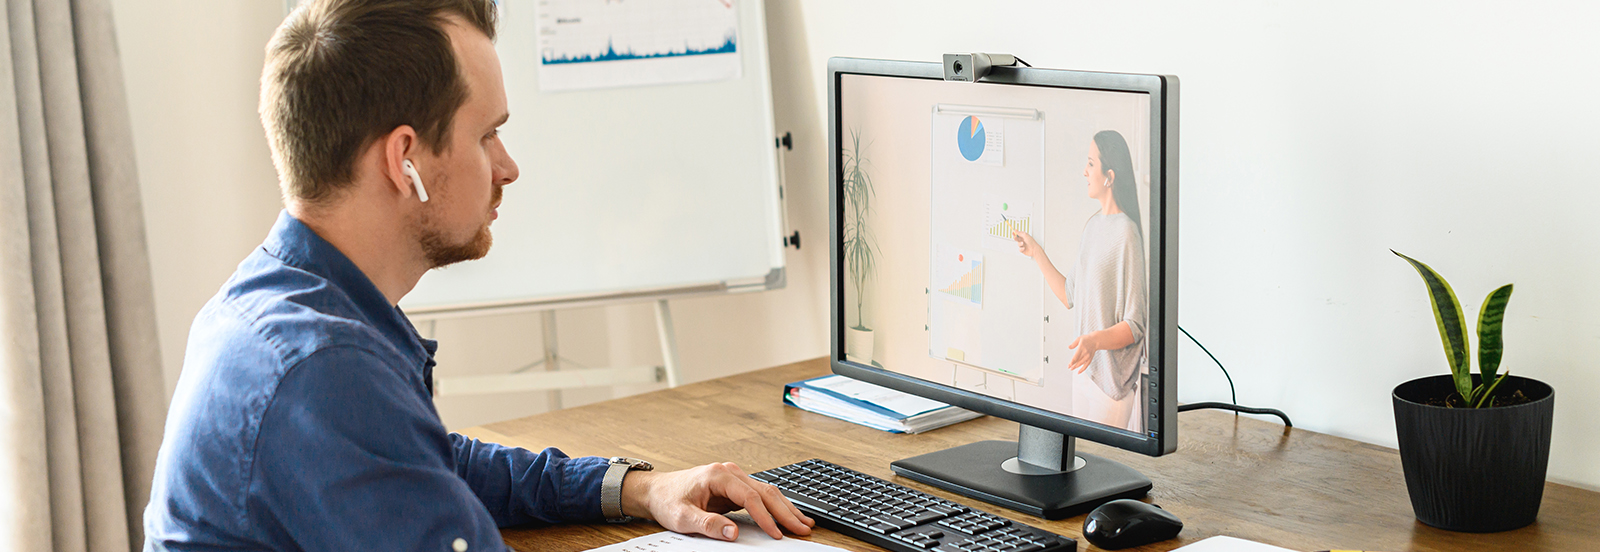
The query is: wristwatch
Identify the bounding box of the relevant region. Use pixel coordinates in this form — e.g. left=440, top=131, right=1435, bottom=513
left=601, top=457, right=654, bottom=523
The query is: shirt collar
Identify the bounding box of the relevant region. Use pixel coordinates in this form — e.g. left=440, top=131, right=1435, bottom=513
left=261, top=210, right=434, bottom=370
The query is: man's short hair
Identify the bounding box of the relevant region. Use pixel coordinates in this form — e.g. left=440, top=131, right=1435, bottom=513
left=260, top=0, right=497, bottom=205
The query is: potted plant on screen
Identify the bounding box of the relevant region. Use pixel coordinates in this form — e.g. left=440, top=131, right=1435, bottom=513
left=842, top=128, right=878, bottom=364
left=1391, top=250, right=1555, bottom=532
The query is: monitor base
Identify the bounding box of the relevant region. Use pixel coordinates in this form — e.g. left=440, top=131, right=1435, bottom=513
left=890, top=439, right=1151, bottom=520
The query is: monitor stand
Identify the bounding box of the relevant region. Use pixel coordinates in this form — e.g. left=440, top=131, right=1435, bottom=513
left=890, top=425, right=1151, bottom=520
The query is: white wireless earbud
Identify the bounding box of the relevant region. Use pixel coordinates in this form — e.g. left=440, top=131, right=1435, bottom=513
left=401, top=159, right=429, bottom=202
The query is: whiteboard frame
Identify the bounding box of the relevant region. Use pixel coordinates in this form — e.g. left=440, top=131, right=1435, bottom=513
left=404, top=269, right=782, bottom=321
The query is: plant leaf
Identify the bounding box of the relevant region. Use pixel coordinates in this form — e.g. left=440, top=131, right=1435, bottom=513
left=1473, top=369, right=1509, bottom=408
left=1476, top=283, right=1513, bottom=400
left=842, top=127, right=877, bottom=327
left=1392, top=250, right=1472, bottom=401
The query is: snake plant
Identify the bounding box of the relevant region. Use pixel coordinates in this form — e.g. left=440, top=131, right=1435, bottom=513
left=1393, top=250, right=1514, bottom=408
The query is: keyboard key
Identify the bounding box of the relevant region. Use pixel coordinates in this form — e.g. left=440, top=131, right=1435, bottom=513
left=937, top=521, right=976, bottom=535
left=792, top=492, right=843, bottom=511
left=873, top=515, right=916, bottom=531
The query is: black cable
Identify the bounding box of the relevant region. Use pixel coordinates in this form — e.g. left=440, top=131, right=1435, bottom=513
left=1175, top=325, right=1294, bottom=427
left=1178, top=402, right=1293, bottom=427
left=1178, top=325, right=1235, bottom=406
left=1013, top=56, right=1033, bottom=68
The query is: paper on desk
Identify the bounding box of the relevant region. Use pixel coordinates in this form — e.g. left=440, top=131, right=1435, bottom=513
left=584, top=521, right=847, bottom=552
left=1172, top=535, right=1301, bottom=552
left=806, top=375, right=950, bottom=418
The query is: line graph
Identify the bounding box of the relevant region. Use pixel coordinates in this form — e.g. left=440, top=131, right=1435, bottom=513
left=537, top=0, right=739, bottom=66
left=541, top=33, right=736, bottom=64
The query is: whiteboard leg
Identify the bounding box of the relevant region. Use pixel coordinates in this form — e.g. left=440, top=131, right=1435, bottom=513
left=776, top=132, right=792, bottom=246
left=654, top=300, right=682, bottom=388
left=541, top=310, right=564, bottom=410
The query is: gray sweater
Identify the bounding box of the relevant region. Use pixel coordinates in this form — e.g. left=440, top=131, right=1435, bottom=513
left=1064, top=212, right=1148, bottom=400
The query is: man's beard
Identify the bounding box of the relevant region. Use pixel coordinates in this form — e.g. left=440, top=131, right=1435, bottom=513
left=418, top=220, right=492, bottom=269
left=416, top=185, right=501, bottom=269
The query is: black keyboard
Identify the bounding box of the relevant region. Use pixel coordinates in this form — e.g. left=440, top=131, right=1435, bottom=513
left=752, top=459, right=1076, bottom=552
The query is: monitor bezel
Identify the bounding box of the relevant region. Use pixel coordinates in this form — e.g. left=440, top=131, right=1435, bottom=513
left=827, top=57, right=1179, bottom=456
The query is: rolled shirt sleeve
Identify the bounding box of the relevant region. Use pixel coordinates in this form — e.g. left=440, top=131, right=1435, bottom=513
left=1118, top=223, right=1147, bottom=346
left=450, top=435, right=607, bottom=526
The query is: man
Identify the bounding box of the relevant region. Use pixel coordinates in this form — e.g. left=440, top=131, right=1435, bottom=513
left=143, top=1, right=813, bottom=550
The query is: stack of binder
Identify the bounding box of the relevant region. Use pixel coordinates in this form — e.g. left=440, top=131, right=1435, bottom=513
left=783, top=375, right=982, bottom=434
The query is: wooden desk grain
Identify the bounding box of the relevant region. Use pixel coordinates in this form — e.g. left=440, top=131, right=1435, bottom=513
left=462, top=358, right=1600, bottom=552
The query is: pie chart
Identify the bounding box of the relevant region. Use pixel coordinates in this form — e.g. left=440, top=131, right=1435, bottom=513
left=957, top=116, right=985, bottom=162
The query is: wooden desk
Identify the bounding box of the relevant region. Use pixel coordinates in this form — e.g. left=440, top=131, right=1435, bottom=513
left=462, top=358, right=1600, bottom=552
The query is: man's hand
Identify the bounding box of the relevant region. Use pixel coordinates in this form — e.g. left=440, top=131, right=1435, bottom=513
left=620, top=462, right=815, bottom=541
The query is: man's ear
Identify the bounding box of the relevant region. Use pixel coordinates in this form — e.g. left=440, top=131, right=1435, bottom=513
left=381, top=125, right=422, bottom=200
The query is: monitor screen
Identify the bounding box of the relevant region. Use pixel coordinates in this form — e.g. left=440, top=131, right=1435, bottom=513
left=830, top=58, right=1177, bottom=473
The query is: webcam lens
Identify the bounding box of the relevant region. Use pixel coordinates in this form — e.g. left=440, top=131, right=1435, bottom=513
left=953, top=60, right=964, bottom=74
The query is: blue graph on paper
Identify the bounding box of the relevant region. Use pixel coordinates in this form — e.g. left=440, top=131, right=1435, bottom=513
left=542, top=34, right=737, bottom=65
left=958, top=116, right=986, bottom=162
left=537, top=0, right=740, bottom=66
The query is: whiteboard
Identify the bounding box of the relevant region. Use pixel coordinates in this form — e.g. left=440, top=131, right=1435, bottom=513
left=926, top=106, right=1046, bottom=384
left=402, top=0, right=785, bottom=316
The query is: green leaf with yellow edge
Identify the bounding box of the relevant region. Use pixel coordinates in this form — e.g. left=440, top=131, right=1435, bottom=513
left=1393, top=250, right=1472, bottom=402
left=1476, top=284, right=1513, bottom=399
left=1473, top=370, right=1510, bottom=408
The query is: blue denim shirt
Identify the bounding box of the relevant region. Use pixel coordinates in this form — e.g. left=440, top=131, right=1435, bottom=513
left=144, top=211, right=607, bottom=551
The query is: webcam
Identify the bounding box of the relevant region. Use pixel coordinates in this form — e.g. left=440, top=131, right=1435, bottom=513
left=943, top=53, right=1020, bottom=82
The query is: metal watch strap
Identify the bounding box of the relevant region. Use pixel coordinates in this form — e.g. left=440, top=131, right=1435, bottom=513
left=602, top=457, right=653, bottom=523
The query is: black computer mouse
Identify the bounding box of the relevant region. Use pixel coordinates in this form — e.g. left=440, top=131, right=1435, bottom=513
left=1082, top=499, right=1183, bottom=550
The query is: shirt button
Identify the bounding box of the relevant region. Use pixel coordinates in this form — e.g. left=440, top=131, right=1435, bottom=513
left=453, top=538, right=469, bottom=552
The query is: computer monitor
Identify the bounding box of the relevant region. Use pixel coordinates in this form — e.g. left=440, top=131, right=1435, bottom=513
left=829, top=57, right=1178, bottom=519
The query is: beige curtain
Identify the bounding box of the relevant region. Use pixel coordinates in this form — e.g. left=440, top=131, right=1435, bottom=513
left=0, top=0, right=167, bottom=550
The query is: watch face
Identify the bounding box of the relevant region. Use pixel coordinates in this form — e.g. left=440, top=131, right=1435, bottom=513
left=610, top=457, right=654, bottom=471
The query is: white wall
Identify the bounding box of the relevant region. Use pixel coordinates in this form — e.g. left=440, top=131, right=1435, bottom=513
left=789, top=0, right=1600, bottom=490
left=114, top=0, right=1600, bottom=491
left=110, top=0, right=286, bottom=394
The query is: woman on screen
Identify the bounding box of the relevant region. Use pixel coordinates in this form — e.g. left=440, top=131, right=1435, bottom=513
left=1013, top=130, right=1148, bottom=431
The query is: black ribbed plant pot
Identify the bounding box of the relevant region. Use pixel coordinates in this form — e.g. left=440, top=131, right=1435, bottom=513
left=1392, top=374, right=1554, bottom=532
